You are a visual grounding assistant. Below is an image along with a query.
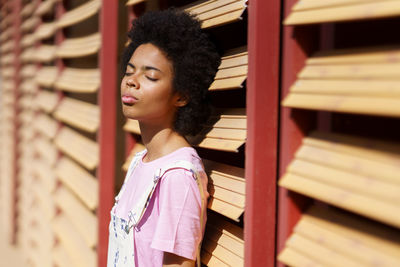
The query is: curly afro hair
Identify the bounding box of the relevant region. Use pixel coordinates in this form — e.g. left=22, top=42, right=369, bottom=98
left=121, top=8, right=221, bottom=136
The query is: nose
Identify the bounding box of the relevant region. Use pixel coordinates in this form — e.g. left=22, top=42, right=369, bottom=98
left=126, top=75, right=139, bottom=89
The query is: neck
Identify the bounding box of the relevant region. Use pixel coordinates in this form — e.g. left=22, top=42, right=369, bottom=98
left=139, top=121, right=190, bottom=162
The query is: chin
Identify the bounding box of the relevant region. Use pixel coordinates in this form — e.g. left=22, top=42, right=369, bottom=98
left=122, top=106, right=138, bottom=119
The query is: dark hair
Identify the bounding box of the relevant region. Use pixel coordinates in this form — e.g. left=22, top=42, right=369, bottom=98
left=121, top=8, right=220, bottom=136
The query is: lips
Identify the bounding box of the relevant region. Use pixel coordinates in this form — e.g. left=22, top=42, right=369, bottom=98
left=122, top=94, right=138, bottom=105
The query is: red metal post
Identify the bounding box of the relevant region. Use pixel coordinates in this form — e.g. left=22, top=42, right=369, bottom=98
left=245, top=0, right=281, bottom=266
left=98, top=1, right=118, bottom=266
left=276, top=1, right=319, bottom=265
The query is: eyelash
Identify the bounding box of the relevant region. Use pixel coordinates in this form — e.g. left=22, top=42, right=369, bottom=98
left=124, top=72, right=158, bottom=81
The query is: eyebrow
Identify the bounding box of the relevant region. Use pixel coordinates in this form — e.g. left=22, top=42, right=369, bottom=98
left=127, top=63, right=163, bottom=73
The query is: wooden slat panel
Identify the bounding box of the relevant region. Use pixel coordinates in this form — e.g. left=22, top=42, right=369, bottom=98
left=21, top=1, right=36, bottom=17
left=53, top=97, right=99, bottom=133
left=123, top=119, right=140, bottom=134
left=295, top=144, right=400, bottom=185
left=188, top=109, right=246, bottom=152
left=56, top=0, right=101, bottom=28
left=35, top=0, right=60, bottom=16
left=203, top=159, right=245, bottom=220
left=53, top=244, right=74, bottom=267
left=306, top=46, right=400, bottom=65
left=21, top=47, right=35, bottom=62
left=202, top=9, right=246, bottom=28
left=35, top=90, right=59, bottom=113
left=202, top=214, right=244, bottom=266
left=285, top=233, right=362, bottom=267
left=278, top=205, right=400, bottom=266
left=52, top=215, right=97, bottom=267
left=292, top=0, right=372, bottom=12
left=201, top=249, right=229, bottom=267
left=34, top=113, right=58, bottom=139
left=203, top=159, right=245, bottom=194
left=21, top=15, right=40, bottom=31
left=207, top=197, right=243, bottom=221
left=126, top=0, right=145, bottom=6
left=305, top=132, right=400, bottom=166
left=21, top=33, right=35, bottom=47
left=55, top=186, right=98, bottom=248
left=290, top=79, right=400, bottom=97
left=188, top=0, right=246, bottom=24
left=54, top=126, right=99, bottom=170
left=34, top=22, right=57, bottom=40
left=35, top=66, right=58, bottom=87
left=55, top=68, right=100, bottom=93
left=21, top=64, right=36, bottom=78
left=278, top=247, right=322, bottom=267
left=185, top=0, right=247, bottom=28
left=285, top=0, right=400, bottom=25
left=210, top=48, right=247, bottom=90
left=32, top=158, right=57, bottom=193
left=298, top=63, right=400, bottom=79
left=56, top=33, right=101, bottom=58
left=279, top=172, right=400, bottom=228
left=55, top=156, right=98, bottom=210
left=288, top=158, right=400, bottom=204
left=34, top=135, right=58, bottom=166
left=32, top=181, right=56, bottom=220
left=279, top=132, right=400, bottom=228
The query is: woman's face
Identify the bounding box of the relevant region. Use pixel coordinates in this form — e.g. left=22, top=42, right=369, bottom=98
left=121, top=43, right=183, bottom=125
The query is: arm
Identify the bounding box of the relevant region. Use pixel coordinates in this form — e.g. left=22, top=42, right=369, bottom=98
left=163, top=252, right=195, bottom=267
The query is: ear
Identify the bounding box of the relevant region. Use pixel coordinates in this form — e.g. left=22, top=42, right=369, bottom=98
left=174, top=93, right=188, bottom=107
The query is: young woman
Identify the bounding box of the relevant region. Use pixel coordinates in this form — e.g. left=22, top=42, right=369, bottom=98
left=107, top=8, right=220, bottom=267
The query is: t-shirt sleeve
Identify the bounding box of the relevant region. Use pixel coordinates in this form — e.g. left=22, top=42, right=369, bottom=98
left=150, top=168, right=202, bottom=260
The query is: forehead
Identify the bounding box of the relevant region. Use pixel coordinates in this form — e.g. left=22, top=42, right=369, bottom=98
left=129, top=43, right=173, bottom=70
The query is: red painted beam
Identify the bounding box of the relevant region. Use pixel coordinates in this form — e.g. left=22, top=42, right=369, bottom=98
left=245, top=0, right=281, bottom=266
left=276, top=1, right=319, bottom=266
left=98, top=1, right=118, bottom=266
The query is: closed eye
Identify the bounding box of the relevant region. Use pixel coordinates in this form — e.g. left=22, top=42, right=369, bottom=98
left=146, top=76, right=158, bottom=81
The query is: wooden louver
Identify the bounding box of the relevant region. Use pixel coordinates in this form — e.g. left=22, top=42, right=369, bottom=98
left=125, top=109, right=247, bottom=152
left=35, top=66, right=58, bottom=87
left=184, top=0, right=248, bottom=29
left=55, top=157, right=98, bottom=210
left=34, top=135, right=58, bottom=167
left=33, top=45, right=57, bottom=62
left=21, top=15, right=40, bottom=32
left=52, top=215, right=97, bottom=267
left=278, top=205, right=400, bottom=267
left=34, top=113, right=58, bottom=140
left=56, top=33, right=101, bottom=58
left=53, top=97, right=100, bottom=133
left=279, top=131, right=400, bottom=229
left=34, top=22, right=57, bottom=40
left=188, top=108, right=246, bottom=152
left=282, top=46, right=400, bottom=118
left=54, top=126, right=99, bottom=171
left=34, top=90, right=59, bottom=113
left=204, top=159, right=245, bottom=221
left=56, top=0, right=101, bottom=28
left=35, top=0, right=60, bottom=16
left=126, top=0, right=145, bottom=6
left=201, top=212, right=244, bottom=266
left=284, top=0, right=400, bottom=25
left=54, top=186, right=98, bottom=248
left=209, top=47, right=248, bottom=91
left=55, top=68, right=100, bottom=93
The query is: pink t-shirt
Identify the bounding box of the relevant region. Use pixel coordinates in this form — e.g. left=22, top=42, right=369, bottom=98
left=113, top=147, right=209, bottom=266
